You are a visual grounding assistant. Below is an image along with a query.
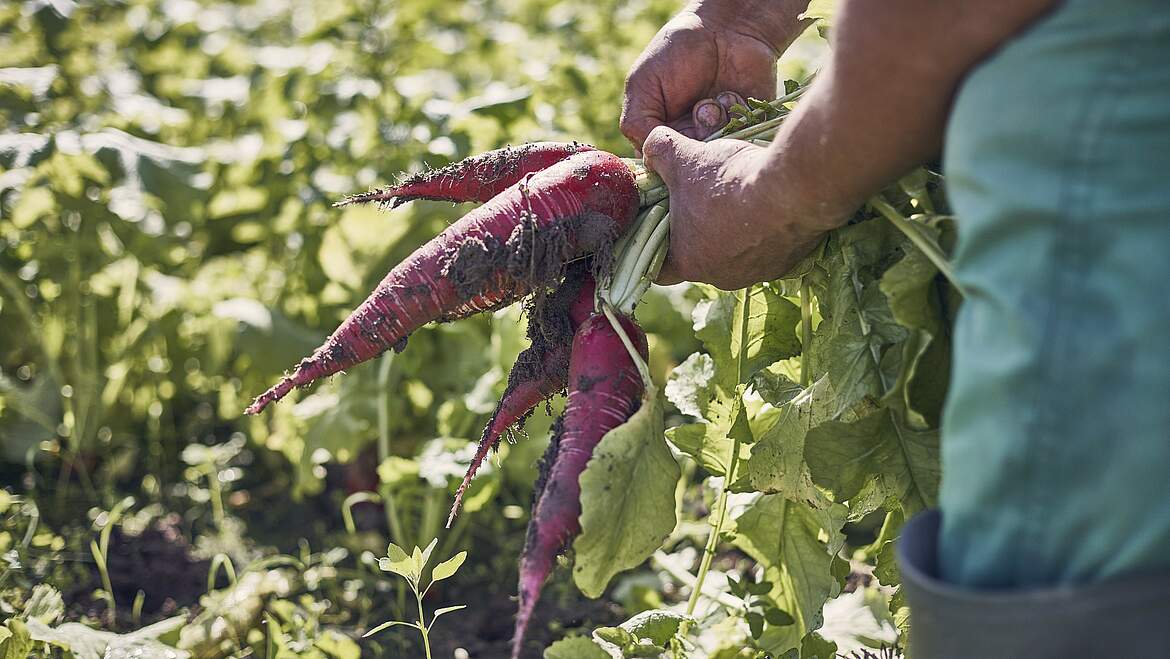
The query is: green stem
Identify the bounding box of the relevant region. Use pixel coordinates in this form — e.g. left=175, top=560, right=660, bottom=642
left=869, top=196, right=965, bottom=294
left=800, top=278, right=813, bottom=388
left=416, top=590, right=432, bottom=659
left=342, top=491, right=382, bottom=534
left=600, top=303, right=653, bottom=389
left=609, top=202, right=667, bottom=303
left=612, top=208, right=671, bottom=313
left=206, top=466, right=225, bottom=527
left=651, top=550, right=744, bottom=611
left=376, top=353, right=406, bottom=542
left=684, top=287, right=752, bottom=624
left=207, top=553, right=238, bottom=592
left=707, top=85, right=808, bottom=140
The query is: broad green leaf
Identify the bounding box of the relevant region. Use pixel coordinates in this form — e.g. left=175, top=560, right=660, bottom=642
left=664, top=352, right=715, bottom=418
left=386, top=541, right=410, bottom=564
left=573, top=387, right=679, bottom=598
left=0, top=619, right=32, bottom=659
left=430, top=551, right=467, bottom=583
left=692, top=284, right=802, bottom=386
left=665, top=422, right=739, bottom=476
left=804, top=408, right=940, bottom=514
left=379, top=540, right=419, bottom=583
left=615, top=609, right=691, bottom=646
left=543, top=636, right=610, bottom=659
left=879, top=219, right=954, bottom=428
left=418, top=537, right=438, bottom=571
left=791, top=218, right=946, bottom=513
left=732, top=494, right=846, bottom=657
left=800, top=631, right=838, bottom=659
left=751, top=364, right=803, bottom=407
left=807, top=221, right=911, bottom=418
left=745, top=377, right=835, bottom=506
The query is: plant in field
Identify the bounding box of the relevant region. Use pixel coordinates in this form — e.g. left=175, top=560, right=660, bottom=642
left=365, top=538, right=468, bottom=659
left=234, top=67, right=956, bottom=656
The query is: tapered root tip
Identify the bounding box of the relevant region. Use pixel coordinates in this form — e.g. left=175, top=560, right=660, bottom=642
left=333, top=190, right=399, bottom=208
left=446, top=479, right=473, bottom=528
left=511, top=597, right=536, bottom=659
left=448, top=420, right=505, bottom=526
left=243, top=377, right=298, bottom=415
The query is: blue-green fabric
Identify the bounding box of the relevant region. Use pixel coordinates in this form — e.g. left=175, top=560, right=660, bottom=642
left=940, top=0, right=1170, bottom=589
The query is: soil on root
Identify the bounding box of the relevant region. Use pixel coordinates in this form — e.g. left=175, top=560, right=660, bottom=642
left=440, top=211, right=616, bottom=321
left=483, top=262, right=595, bottom=455
left=340, top=142, right=594, bottom=209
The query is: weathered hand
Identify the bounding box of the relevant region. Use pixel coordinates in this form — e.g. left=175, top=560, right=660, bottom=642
left=642, top=127, right=831, bottom=290
left=620, top=10, right=780, bottom=150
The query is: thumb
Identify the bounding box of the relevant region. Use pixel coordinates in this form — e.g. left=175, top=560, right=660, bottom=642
left=641, top=125, right=702, bottom=188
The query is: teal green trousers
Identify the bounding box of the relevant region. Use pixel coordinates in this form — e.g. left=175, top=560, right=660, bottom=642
left=939, top=0, right=1170, bottom=589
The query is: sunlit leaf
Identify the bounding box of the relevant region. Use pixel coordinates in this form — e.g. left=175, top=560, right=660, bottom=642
left=430, top=551, right=466, bottom=583
left=573, top=386, right=679, bottom=598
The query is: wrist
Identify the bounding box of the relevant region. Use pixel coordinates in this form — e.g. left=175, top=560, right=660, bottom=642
left=688, top=0, right=813, bottom=54
left=756, top=139, right=854, bottom=233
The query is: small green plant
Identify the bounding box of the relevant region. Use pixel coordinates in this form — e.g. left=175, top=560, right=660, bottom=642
left=364, top=538, right=467, bottom=659
left=726, top=574, right=795, bottom=641
left=89, top=496, right=134, bottom=625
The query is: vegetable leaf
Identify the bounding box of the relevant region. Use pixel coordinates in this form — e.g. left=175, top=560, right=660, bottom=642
left=543, top=637, right=610, bottom=659
left=573, top=386, right=679, bottom=598
left=731, top=494, right=846, bottom=657
left=430, top=551, right=467, bottom=583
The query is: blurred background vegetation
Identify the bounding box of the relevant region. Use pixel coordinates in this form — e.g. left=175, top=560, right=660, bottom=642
left=0, top=0, right=837, bottom=657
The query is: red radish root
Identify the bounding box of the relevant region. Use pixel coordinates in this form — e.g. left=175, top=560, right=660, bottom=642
left=246, top=151, right=638, bottom=415
left=447, top=271, right=597, bottom=525
left=336, top=142, right=595, bottom=208
left=511, top=312, right=648, bottom=658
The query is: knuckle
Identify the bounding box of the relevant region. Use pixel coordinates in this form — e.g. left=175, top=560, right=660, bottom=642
left=642, top=127, right=673, bottom=160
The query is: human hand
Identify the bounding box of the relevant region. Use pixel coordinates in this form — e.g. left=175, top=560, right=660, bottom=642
left=642, top=127, right=833, bottom=290
left=620, top=2, right=811, bottom=151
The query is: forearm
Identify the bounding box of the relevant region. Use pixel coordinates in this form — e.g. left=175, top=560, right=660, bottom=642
left=687, top=0, right=812, bottom=54
left=758, top=0, right=1058, bottom=229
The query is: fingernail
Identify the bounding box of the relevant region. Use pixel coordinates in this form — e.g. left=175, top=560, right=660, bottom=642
left=693, top=99, right=726, bottom=130
left=715, top=91, right=745, bottom=112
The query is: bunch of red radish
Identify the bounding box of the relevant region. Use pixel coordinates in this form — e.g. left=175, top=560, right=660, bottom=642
left=244, top=142, right=661, bottom=656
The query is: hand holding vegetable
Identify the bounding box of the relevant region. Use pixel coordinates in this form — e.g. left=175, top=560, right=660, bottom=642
left=641, top=127, right=830, bottom=289
left=619, top=0, right=811, bottom=148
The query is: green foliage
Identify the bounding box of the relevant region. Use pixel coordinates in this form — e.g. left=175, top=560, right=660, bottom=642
left=0, top=0, right=944, bottom=656
left=579, top=140, right=947, bottom=656
left=544, top=636, right=611, bottom=659
left=573, top=382, right=678, bottom=598
left=367, top=539, right=467, bottom=659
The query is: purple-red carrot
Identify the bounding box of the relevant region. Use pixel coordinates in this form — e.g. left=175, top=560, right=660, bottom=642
left=511, top=312, right=648, bottom=658
left=246, top=150, right=638, bottom=415
left=336, top=142, right=596, bottom=208
left=447, top=274, right=597, bottom=526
